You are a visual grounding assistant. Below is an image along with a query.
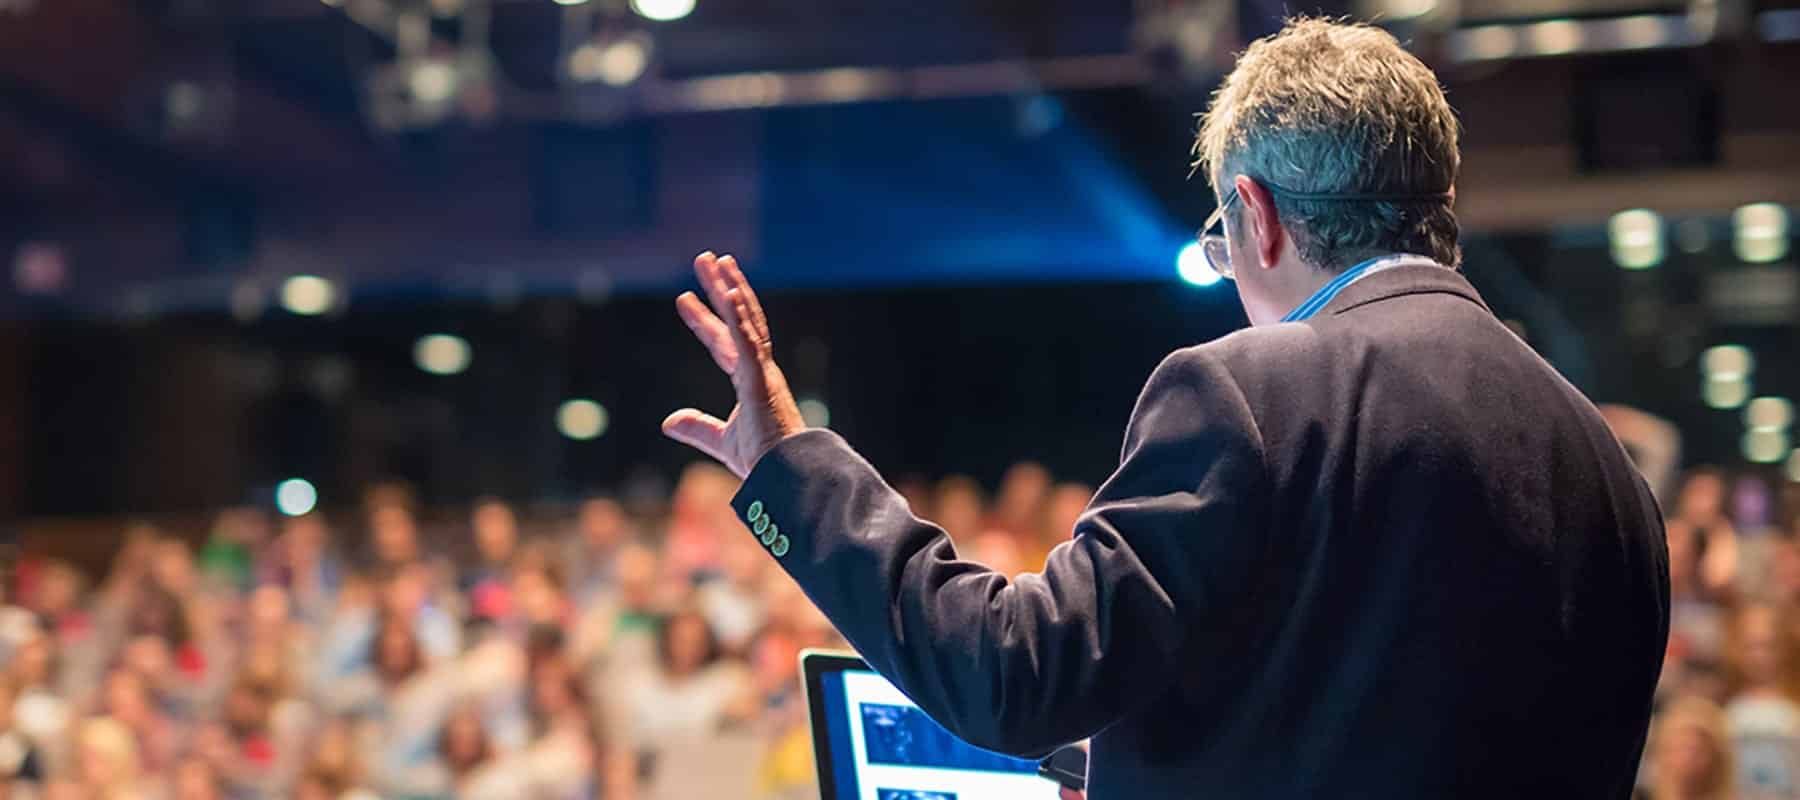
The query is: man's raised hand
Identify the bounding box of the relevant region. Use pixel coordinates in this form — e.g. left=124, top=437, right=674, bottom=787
left=661, top=252, right=807, bottom=478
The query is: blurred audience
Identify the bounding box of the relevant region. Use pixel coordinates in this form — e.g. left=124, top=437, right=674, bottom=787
left=2, top=459, right=1794, bottom=798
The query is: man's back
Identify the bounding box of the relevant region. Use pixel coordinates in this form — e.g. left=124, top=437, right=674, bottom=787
left=1089, top=264, right=1670, bottom=797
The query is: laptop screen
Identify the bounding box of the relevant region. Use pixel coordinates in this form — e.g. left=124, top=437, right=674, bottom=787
left=814, top=664, right=1061, bottom=800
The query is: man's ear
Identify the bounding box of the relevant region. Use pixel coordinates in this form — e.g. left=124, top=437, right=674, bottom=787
left=1233, top=174, right=1283, bottom=270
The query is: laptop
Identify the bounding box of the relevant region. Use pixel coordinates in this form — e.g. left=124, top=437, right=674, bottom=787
left=800, top=649, right=1070, bottom=800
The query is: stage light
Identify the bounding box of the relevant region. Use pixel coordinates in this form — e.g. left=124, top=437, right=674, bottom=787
left=1733, top=203, right=1790, bottom=264
left=414, top=334, right=472, bottom=376
left=1788, top=450, right=1800, bottom=483
left=553, top=0, right=589, bottom=5
left=1453, top=25, right=1520, bottom=61
left=631, top=0, right=694, bottom=22
left=276, top=479, right=318, bottom=517
left=570, top=36, right=650, bottom=86
left=280, top=275, right=337, bottom=316
left=1383, top=0, right=1436, bottom=19
left=1704, top=375, right=1751, bottom=410
left=684, top=73, right=786, bottom=109
left=1700, top=344, right=1753, bottom=380
left=557, top=399, right=610, bottom=440
left=1613, top=15, right=1673, bottom=50
left=1743, top=429, right=1790, bottom=464
left=1608, top=209, right=1663, bottom=270
left=1746, top=397, right=1794, bottom=431
left=798, top=397, right=831, bottom=427
left=1177, top=242, right=1222, bottom=287
left=1525, top=19, right=1584, bottom=55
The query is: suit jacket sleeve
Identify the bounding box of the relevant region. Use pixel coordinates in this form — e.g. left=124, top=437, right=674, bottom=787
left=732, top=345, right=1269, bottom=756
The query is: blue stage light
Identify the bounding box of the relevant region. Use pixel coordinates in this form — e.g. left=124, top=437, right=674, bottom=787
left=1177, top=242, right=1222, bottom=287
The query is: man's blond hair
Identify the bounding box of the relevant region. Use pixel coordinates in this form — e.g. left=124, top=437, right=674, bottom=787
left=1195, top=18, right=1462, bottom=271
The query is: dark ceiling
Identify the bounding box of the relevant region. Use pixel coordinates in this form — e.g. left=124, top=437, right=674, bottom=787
left=1, top=0, right=1797, bottom=312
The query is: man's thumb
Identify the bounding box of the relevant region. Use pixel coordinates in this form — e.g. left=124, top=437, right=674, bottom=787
left=661, top=409, right=729, bottom=458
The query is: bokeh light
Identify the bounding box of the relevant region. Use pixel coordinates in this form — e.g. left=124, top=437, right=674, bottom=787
left=631, top=0, right=696, bottom=22
left=1608, top=209, right=1663, bottom=270
left=1700, top=345, right=1754, bottom=380
left=1704, top=375, right=1751, bottom=410
left=1733, top=203, right=1790, bottom=264
left=1746, top=397, right=1794, bottom=432
left=413, top=334, right=472, bottom=376
left=799, top=397, right=831, bottom=427
left=280, top=275, right=337, bottom=316
left=1743, top=429, right=1791, bottom=464
left=570, top=37, right=651, bottom=86
left=276, top=478, right=318, bottom=517
left=557, top=399, right=610, bottom=440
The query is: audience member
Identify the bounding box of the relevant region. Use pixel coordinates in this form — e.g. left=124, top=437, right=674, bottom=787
left=932, top=475, right=986, bottom=542
left=1017, top=481, right=1089, bottom=572
left=1724, top=604, right=1800, bottom=798
left=623, top=607, right=754, bottom=760
left=696, top=532, right=769, bottom=655
left=71, top=716, right=151, bottom=800
left=992, top=461, right=1052, bottom=537
left=565, top=496, right=634, bottom=606
left=465, top=498, right=520, bottom=599
left=1647, top=696, right=1737, bottom=800
left=263, top=515, right=342, bottom=625
left=572, top=543, right=663, bottom=688
left=662, top=464, right=737, bottom=582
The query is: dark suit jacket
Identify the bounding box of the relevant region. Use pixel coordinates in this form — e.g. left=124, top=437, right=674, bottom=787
left=733, top=264, right=1670, bottom=798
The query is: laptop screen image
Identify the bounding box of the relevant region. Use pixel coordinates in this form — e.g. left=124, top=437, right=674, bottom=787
left=804, top=652, right=1062, bottom=800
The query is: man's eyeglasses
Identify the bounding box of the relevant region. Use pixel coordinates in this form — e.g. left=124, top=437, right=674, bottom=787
left=1195, top=181, right=1452, bottom=282
left=1197, top=188, right=1240, bottom=281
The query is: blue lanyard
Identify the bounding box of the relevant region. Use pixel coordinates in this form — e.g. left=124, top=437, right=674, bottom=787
left=1279, top=255, right=1441, bottom=322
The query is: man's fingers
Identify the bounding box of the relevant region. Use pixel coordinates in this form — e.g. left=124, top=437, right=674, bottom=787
left=720, top=288, right=766, bottom=397
left=661, top=409, right=730, bottom=457
left=690, top=251, right=780, bottom=413
left=717, top=255, right=772, bottom=346
left=726, top=288, right=771, bottom=369
left=676, top=291, right=738, bottom=373
left=694, top=251, right=738, bottom=329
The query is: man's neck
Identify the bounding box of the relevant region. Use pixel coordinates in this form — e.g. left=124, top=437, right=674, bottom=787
left=1276, top=252, right=1418, bottom=321
left=1262, top=255, right=1335, bottom=321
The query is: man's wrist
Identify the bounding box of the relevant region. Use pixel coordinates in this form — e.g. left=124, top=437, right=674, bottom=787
left=746, top=425, right=812, bottom=477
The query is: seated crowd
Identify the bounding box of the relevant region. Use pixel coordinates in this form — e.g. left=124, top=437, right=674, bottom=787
left=0, top=461, right=1091, bottom=800
left=2, top=456, right=1797, bottom=799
